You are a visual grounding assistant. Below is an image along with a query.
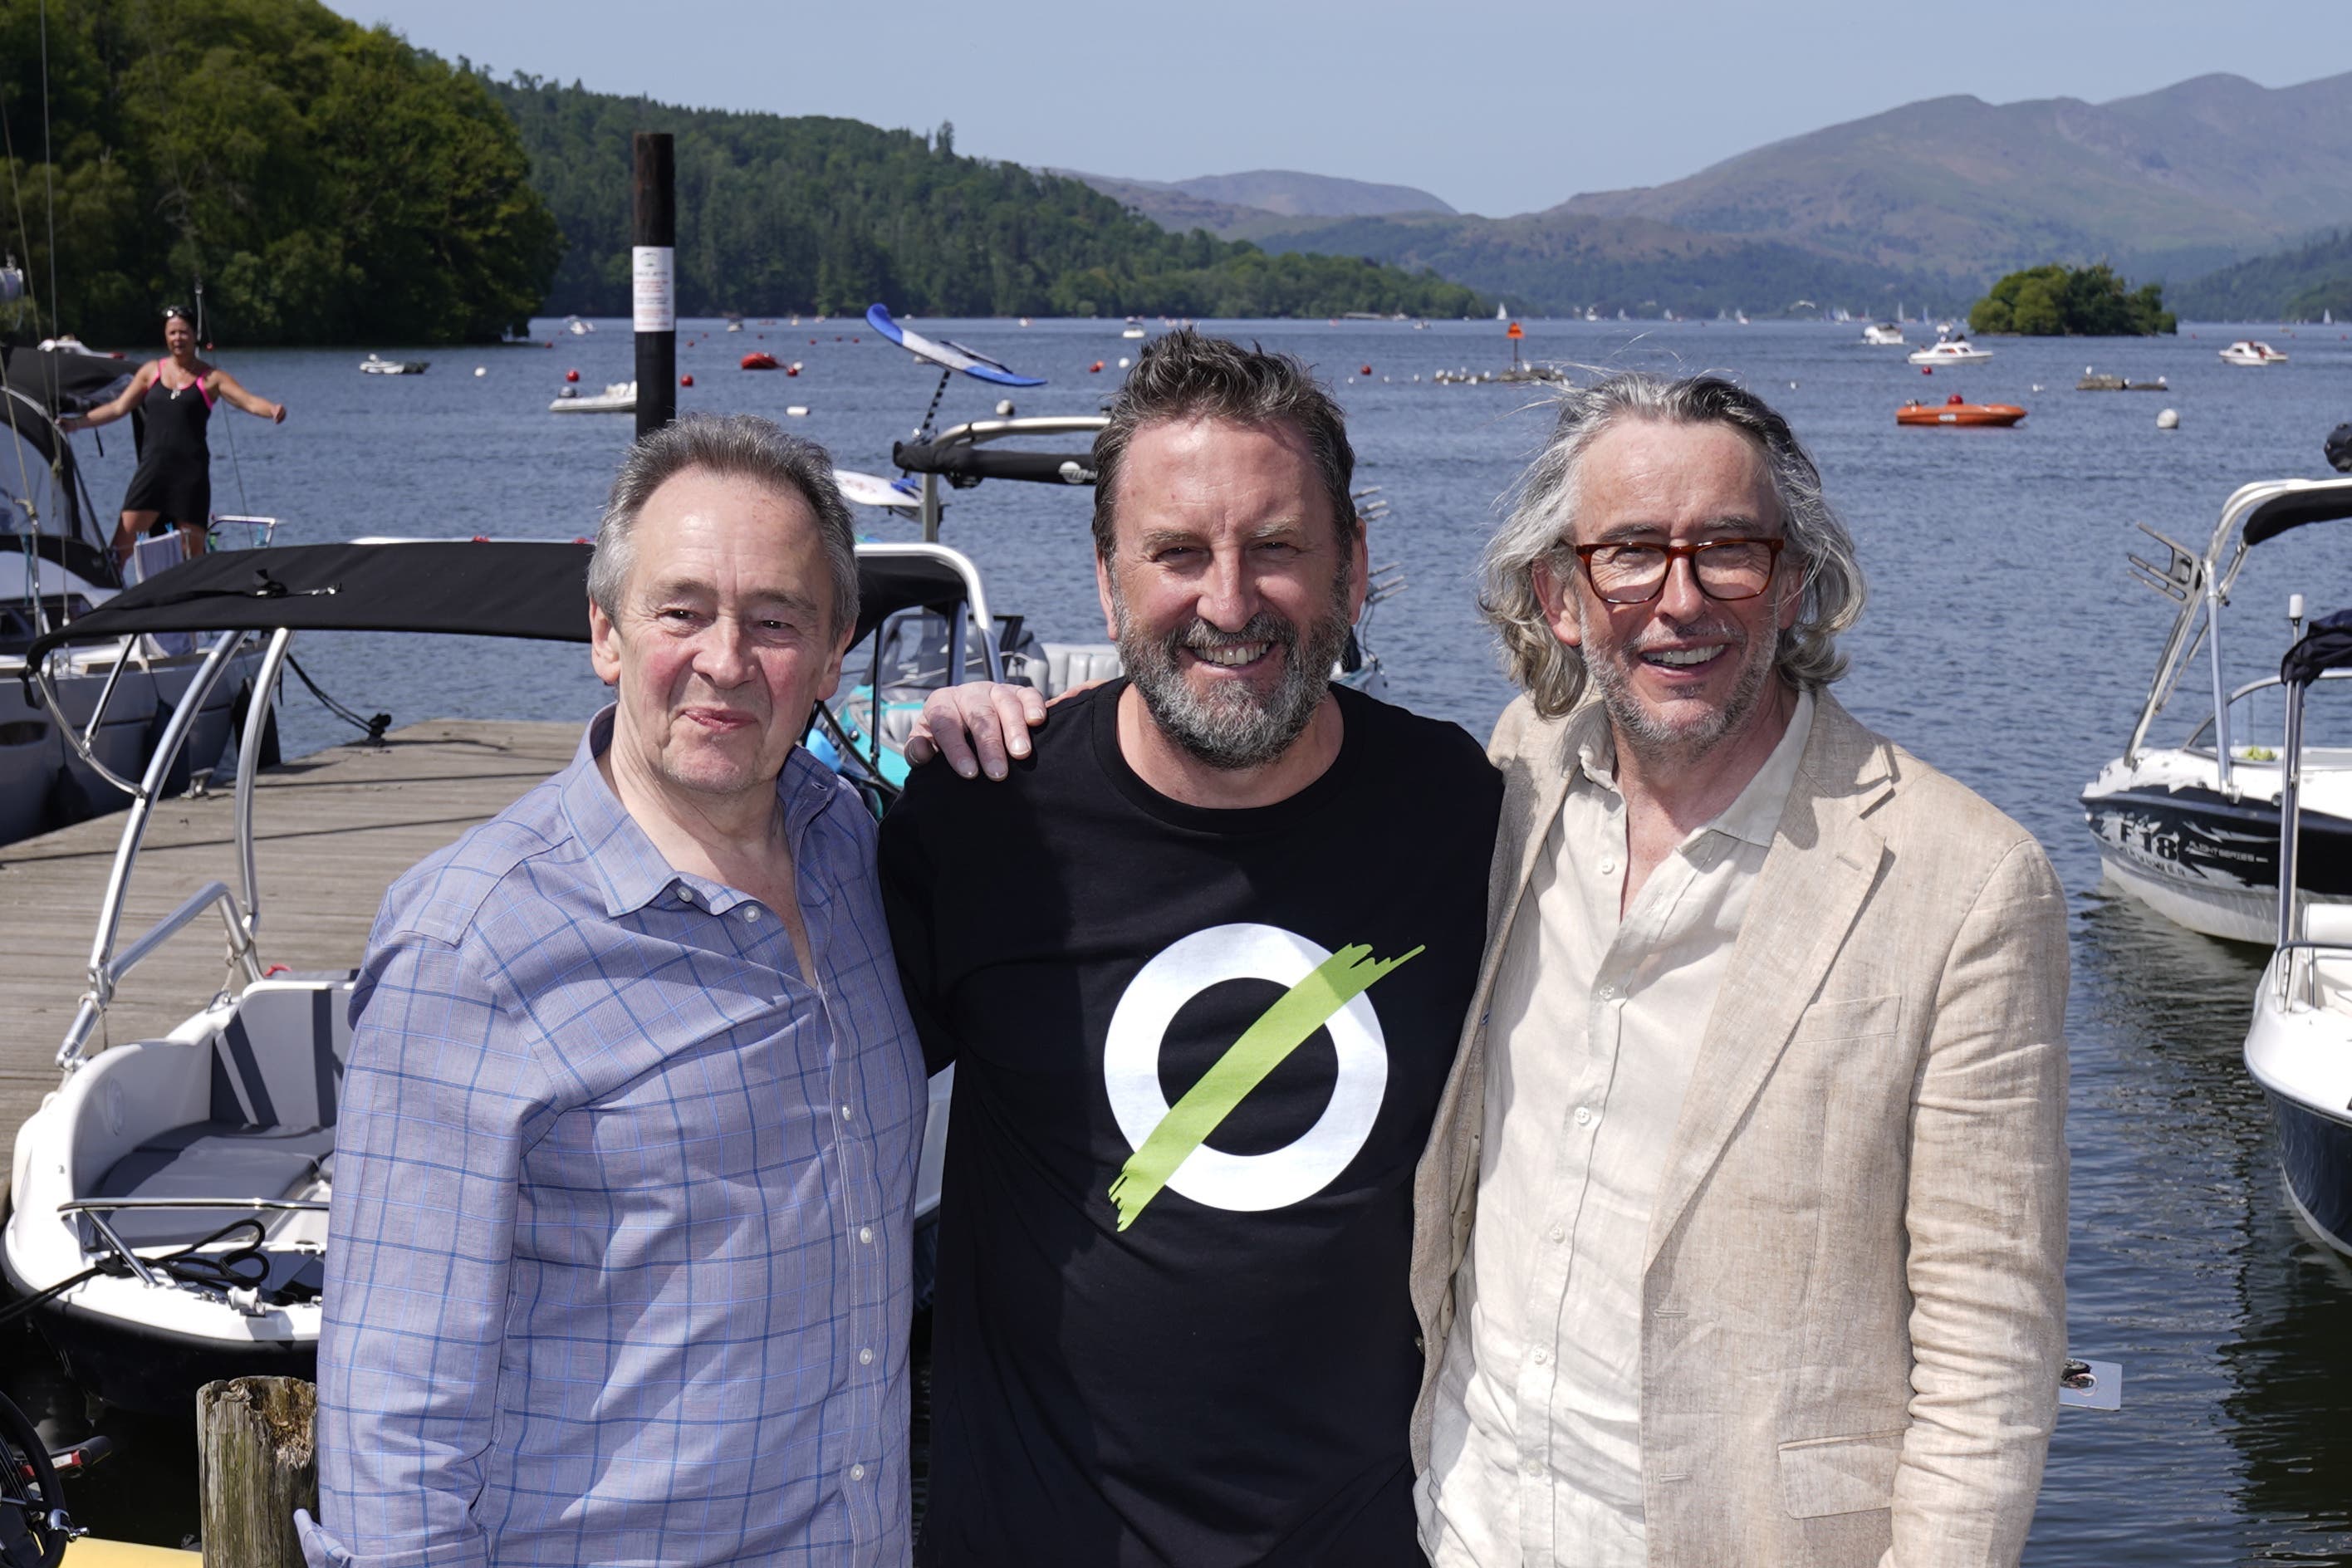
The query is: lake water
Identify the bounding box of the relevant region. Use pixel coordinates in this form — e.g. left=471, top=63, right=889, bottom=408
left=12, top=314, right=2352, bottom=1561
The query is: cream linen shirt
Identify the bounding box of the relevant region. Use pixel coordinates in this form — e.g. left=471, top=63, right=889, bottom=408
left=1418, top=692, right=1815, bottom=1568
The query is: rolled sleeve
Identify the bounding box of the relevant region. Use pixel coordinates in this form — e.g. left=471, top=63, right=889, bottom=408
left=1892, top=836, right=2070, bottom=1566
left=316, top=924, right=551, bottom=1567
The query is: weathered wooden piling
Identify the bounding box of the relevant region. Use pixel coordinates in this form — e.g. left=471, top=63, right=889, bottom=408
left=196, top=1377, right=316, bottom=1568
left=634, top=130, right=677, bottom=439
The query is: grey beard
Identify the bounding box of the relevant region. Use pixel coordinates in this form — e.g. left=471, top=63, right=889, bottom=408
left=1115, top=591, right=1351, bottom=772
left=1583, top=610, right=1780, bottom=765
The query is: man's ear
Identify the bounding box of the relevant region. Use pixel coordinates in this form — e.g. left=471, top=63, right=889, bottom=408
left=589, top=597, right=622, bottom=687
left=1095, top=551, right=1120, bottom=640
left=1531, top=556, right=1583, bottom=649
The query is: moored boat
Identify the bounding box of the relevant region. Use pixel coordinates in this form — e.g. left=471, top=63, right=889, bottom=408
left=1862, top=321, right=1905, bottom=345
left=1896, top=395, right=2026, bottom=427
left=2220, top=340, right=2289, bottom=366
left=1909, top=336, right=1993, bottom=365
left=2082, top=477, right=2352, bottom=943
left=549, top=380, right=635, bottom=413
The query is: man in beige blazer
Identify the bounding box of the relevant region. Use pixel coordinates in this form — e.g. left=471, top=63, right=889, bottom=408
left=1411, top=372, right=2068, bottom=1567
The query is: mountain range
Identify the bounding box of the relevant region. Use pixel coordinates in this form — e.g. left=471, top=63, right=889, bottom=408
left=1078, top=72, right=2352, bottom=318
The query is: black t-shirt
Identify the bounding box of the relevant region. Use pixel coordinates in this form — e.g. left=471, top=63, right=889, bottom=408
left=880, top=680, right=1502, bottom=1567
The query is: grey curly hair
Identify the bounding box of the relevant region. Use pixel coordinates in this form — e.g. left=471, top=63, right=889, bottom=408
left=1481, top=372, right=1864, bottom=718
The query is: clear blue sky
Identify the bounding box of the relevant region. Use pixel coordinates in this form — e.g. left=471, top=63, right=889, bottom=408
left=328, top=0, right=2352, bottom=217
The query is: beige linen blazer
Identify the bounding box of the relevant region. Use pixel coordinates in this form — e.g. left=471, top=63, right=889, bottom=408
left=1409, top=690, right=2069, bottom=1568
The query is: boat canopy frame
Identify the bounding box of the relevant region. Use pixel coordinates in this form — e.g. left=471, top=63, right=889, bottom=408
left=893, top=414, right=1110, bottom=541
left=2123, top=477, right=2352, bottom=784
left=22, top=537, right=997, bottom=1072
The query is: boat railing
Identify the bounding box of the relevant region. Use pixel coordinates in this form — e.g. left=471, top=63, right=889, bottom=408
left=2180, top=668, right=2352, bottom=762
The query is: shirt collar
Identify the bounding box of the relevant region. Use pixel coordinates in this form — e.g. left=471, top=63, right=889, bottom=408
left=557, top=704, right=844, bottom=919
left=1561, top=687, right=1815, bottom=850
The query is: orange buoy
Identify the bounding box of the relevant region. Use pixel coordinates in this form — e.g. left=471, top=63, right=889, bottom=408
left=565, top=369, right=580, bottom=383
left=680, top=374, right=694, bottom=387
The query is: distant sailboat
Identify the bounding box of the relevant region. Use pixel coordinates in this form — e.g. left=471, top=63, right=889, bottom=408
left=1496, top=302, right=1509, bottom=321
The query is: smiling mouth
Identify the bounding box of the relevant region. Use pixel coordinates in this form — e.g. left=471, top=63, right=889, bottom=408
left=1640, top=645, right=1725, bottom=669
left=1188, top=641, right=1273, bottom=669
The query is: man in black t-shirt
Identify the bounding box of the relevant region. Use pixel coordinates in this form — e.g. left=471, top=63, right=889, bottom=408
left=880, top=331, right=1501, bottom=1566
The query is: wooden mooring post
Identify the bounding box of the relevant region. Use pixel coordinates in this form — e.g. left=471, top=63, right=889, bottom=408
left=196, top=1377, right=316, bottom=1568
left=633, top=130, right=677, bottom=439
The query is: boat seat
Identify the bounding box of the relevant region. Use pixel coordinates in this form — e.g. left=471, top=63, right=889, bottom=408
left=1031, top=643, right=1124, bottom=699
left=91, top=1123, right=332, bottom=1247
left=84, top=982, right=348, bottom=1248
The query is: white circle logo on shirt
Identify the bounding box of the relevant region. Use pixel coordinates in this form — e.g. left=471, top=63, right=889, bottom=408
left=1103, top=922, right=1395, bottom=1216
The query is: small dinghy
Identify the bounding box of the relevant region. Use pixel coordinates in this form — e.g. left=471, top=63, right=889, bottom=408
left=549, top=380, right=635, bottom=414
left=358, top=354, right=428, bottom=375
left=1897, top=394, right=2027, bottom=427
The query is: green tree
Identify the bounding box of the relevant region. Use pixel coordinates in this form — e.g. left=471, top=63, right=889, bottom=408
left=1970, top=262, right=2175, bottom=336
left=1, top=0, right=559, bottom=345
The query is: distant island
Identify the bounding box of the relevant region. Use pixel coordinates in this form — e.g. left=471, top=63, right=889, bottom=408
left=1968, top=264, right=2177, bottom=336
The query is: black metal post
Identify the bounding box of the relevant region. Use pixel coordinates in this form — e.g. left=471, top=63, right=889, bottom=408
left=633, top=133, right=677, bottom=439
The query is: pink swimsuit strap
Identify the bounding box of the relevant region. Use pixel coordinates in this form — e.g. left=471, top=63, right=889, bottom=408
left=155, top=360, right=213, bottom=408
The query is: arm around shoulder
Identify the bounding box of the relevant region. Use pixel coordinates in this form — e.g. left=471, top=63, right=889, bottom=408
left=1890, top=834, right=2070, bottom=1566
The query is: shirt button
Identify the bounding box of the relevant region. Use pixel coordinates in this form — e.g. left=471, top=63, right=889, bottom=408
left=850, top=1463, right=866, bottom=1482
left=840, top=1105, right=854, bottom=1120
left=1523, top=1457, right=1545, bottom=1477
left=1596, top=984, right=1616, bottom=1002
left=859, top=1226, right=874, bottom=1244
left=1548, top=1226, right=1566, bottom=1243
left=859, top=1347, right=874, bottom=1365
left=1598, top=858, right=1617, bottom=876
left=677, top=885, right=694, bottom=902
left=742, top=906, right=762, bottom=924
left=1575, top=1105, right=1595, bottom=1128
left=1532, top=1348, right=1550, bottom=1365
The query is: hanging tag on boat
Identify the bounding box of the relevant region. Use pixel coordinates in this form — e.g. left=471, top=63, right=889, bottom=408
left=2058, top=1358, right=2122, bottom=1411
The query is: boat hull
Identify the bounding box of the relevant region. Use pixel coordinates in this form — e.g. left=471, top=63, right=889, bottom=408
left=2262, top=1090, right=2352, bottom=1254
left=2083, top=782, right=2352, bottom=943
left=2246, top=964, right=2352, bottom=1257
left=1897, top=404, right=2026, bottom=427
left=6, top=1283, right=316, bottom=1416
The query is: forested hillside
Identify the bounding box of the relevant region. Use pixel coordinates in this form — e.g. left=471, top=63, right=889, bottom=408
left=0, top=0, right=558, bottom=345
left=490, top=78, right=1486, bottom=321
left=2172, top=231, right=2352, bottom=320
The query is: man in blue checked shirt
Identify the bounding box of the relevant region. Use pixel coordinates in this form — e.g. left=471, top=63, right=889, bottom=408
left=299, top=414, right=927, bottom=1568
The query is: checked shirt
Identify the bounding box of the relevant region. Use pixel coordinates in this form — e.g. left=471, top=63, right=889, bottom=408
left=310, top=708, right=925, bottom=1567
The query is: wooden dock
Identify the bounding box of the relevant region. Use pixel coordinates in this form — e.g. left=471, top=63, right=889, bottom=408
left=0, top=720, right=577, bottom=1160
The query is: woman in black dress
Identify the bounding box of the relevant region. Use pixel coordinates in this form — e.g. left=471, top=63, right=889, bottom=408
left=59, top=304, right=287, bottom=566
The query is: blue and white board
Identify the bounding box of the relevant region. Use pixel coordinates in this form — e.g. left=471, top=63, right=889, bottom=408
left=865, top=304, right=1046, bottom=388
left=833, top=468, right=922, bottom=512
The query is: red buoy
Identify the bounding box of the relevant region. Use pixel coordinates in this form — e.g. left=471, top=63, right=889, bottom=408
left=680, top=374, right=694, bottom=387
left=1090, top=360, right=1105, bottom=373
left=1360, top=365, right=1372, bottom=375
left=565, top=368, right=580, bottom=383
left=1921, top=366, right=1933, bottom=375
left=785, top=364, right=799, bottom=376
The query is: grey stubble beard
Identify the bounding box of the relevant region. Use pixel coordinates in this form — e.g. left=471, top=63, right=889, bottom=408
left=1111, top=575, right=1353, bottom=771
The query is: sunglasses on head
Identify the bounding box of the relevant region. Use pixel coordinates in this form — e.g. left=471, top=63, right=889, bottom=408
left=161, top=306, right=193, bottom=322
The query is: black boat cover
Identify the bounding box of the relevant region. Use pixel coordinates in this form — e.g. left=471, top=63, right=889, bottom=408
left=21, top=540, right=984, bottom=669
left=892, top=436, right=1097, bottom=488
left=0, top=346, right=135, bottom=417
left=2283, top=610, right=2352, bottom=687
left=2243, top=482, right=2352, bottom=546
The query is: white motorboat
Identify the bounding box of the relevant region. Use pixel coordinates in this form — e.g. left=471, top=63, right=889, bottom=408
left=1, top=537, right=993, bottom=1409
left=2242, top=610, right=2352, bottom=1252
left=564, top=315, right=595, bottom=336
left=1909, top=336, right=1992, bottom=365
left=2220, top=340, right=2289, bottom=366
left=1862, top=321, right=1906, bottom=345
left=358, top=353, right=428, bottom=375
left=2081, top=477, right=2352, bottom=943
left=1120, top=321, right=1147, bottom=340
left=550, top=380, right=636, bottom=414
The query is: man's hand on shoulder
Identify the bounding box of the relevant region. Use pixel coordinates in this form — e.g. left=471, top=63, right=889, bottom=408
left=906, top=680, right=1081, bottom=780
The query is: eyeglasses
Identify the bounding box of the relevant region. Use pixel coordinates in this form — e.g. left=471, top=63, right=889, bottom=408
left=1570, top=537, right=1785, bottom=605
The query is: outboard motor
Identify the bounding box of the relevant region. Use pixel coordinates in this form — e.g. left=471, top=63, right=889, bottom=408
left=2326, top=421, right=2352, bottom=474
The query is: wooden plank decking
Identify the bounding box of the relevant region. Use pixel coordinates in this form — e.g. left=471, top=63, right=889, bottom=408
left=0, top=720, right=577, bottom=1164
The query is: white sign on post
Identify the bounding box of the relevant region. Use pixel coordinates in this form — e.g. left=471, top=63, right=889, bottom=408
left=632, top=246, right=675, bottom=333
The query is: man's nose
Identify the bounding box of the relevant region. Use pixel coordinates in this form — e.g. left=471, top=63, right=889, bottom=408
left=693, top=615, right=756, bottom=686
left=1198, top=549, right=1259, bottom=630
left=1655, top=552, right=1708, bottom=622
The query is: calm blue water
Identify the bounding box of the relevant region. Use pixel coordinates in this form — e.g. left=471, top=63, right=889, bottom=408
left=31, top=315, right=2352, bottom=1561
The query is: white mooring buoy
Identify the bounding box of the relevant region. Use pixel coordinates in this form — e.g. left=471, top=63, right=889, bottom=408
left=2157, top=408, right=2180, bottom=429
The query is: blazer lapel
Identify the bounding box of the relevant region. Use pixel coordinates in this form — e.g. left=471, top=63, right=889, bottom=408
left=1643, top=699, right=1894, bottom=1272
